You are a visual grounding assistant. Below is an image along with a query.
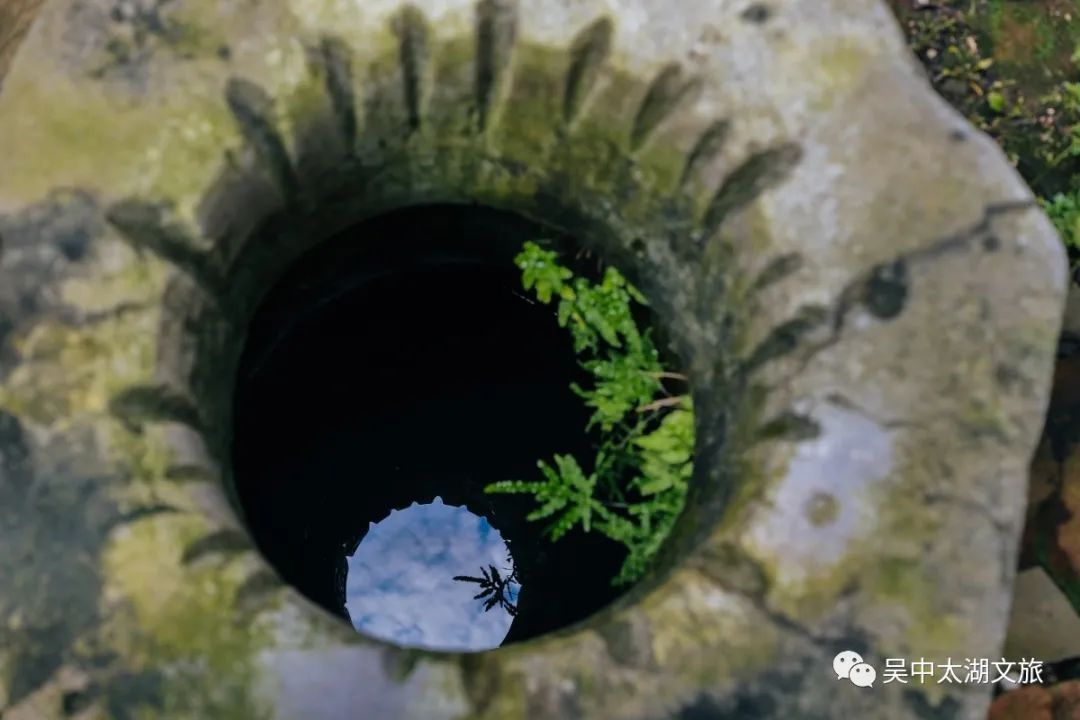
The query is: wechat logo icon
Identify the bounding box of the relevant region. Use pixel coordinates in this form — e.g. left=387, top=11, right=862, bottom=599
left=834, top=651, right=876, bottom=688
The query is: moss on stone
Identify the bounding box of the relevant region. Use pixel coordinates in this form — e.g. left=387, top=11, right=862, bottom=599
left=0, top=74, right=172, bottom=207
left=865, top=464, right=972, bottom=661
left=642, top=568, right=783, bottom=689
left=100, top=514, right=271, bottom=717
left=0, top=308, right=159, bottom=427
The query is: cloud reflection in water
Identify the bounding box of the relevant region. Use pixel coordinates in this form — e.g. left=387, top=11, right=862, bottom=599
left=345, top=497, right=519, bottom=652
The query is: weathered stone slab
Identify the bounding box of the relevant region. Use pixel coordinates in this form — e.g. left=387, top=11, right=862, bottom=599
left=0, top=0, right=1066, bottom=718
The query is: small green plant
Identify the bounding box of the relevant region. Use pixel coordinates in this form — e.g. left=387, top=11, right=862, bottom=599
left=1029, top=56, right=1080, bottom=275
left=486, top=242, right=693, bottom=586
left=1042, top=190, right=1080, bottom=251
left=896, top=3, right=1080, bottom=268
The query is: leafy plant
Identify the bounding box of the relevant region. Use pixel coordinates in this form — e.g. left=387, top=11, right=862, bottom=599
left=487, top=454, right=606, bottom=541
left=1043, top=190, right=1080, bottom=249
left=486, top=242, right=693, bottom=586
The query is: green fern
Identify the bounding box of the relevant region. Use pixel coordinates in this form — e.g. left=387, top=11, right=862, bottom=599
left=488, top=242, right=694, bottom=586
left=633, top=398, right=694, bottom=496
left=487, top=454, right=611, bottom=540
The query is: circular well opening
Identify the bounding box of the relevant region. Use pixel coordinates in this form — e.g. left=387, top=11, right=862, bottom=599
left=231, top=204, right=644, bottom=650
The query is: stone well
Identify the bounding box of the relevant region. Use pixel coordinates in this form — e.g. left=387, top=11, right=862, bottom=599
left=0, top=0, right=1067, bottom=717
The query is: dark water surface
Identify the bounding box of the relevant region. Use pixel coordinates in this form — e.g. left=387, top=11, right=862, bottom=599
left=231, top=206, right=628, bottom=648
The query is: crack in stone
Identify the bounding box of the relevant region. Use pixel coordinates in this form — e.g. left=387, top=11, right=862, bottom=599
left=825, top=392, right=1017, bottom=449
left=762, top=200, right=1037, bottom=395
left=689, top=550, right=846, bottom=652
left=56, top=300, right=154, bottom=327
left=821, top=392, right=917, bottom=429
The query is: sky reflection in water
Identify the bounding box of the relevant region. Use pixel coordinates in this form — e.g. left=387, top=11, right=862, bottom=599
left=345, top=497, right=519, bottom=652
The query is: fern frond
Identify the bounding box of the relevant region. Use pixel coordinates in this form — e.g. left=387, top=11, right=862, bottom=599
left=485, top=242, right=697, bottom=588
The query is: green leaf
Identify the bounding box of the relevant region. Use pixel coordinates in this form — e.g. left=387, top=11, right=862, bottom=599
left=517, top=241, right=572, bottom=304
left=1042, top=190, right=1080, bottom=250
left=527, top=497, right=568, bottom=521
left=485, top=480, right=544, bottom=495
left=549, top=506, right=581, bottom=541
left=1067, top=84, right=1080, bottom=108
left=987, top=91, right=1005, bottom=113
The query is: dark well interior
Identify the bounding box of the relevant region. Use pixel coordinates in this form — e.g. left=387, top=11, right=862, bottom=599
left=231, top=205, right=630, bottom=645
